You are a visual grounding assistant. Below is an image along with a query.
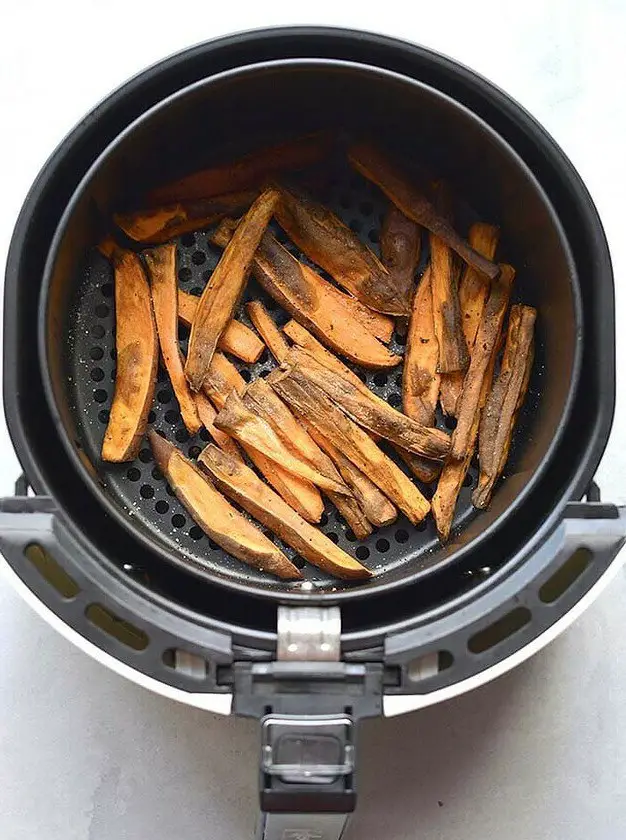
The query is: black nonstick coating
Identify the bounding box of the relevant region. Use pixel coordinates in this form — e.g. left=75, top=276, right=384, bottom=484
left=40, top=60, right=578, bottom=601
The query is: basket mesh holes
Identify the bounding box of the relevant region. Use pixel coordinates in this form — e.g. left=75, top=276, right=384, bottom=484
left=180, top=233, right=195, bottom=248
left=355, top=546, right=370, bottom=561
left=189, top=526, right=204, bottom=541
left=387, top=392, right=401, bottom=408
left=178, top=266, right=192, bottom=283
left=395, top=529, right=409, bottom=544
left=126, top=467, right=140, bottom=482
left=138, top=449, right=152, bottom=464
left=376, top=538, right=390, bottom=553
left=164, top=409, right=180, bottom=424
left=91, top=324, right=105, bottom=339
left=140, top=484, right=154, bottom=500
left=155, top=499, right=169, bottom=514
left=191, top=251, right=206, bottom=265
left=93, top=389, right=107, bottom=403
left=445, top=416, right=458, bottom=431
left=98, top=409, right=109, bottom=424
left=157, top=389, right=172, bottom=404
left=90, top=347, right=104, bottom=361
left=326, top=532, right=339, bottom=544
left=171, top=513, right=186, bottom=529
left=373, top=372, right=388, bottom=387
left=100, top=283, right=113, bottom=298
left=345, top=529, right=356, bottom=543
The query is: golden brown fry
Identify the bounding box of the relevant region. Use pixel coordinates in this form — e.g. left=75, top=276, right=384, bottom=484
left=97, top=236, right=118, bottom=259
left=246, top=300, right=290, bottom=363
left=114, top=192, right=256, bottom=244
left=284, top=322, right=441, bottom=483
left=203, top=352, right=324, bottom=523
left=215, top=390, right=349, bottom=495
left=305, top=422, right=397, bottom=527
left=473, top=305, right=536, bottom=508
left=244, top=381, right=371, bottom=538
left=210, top=221, right=398, bottom=362
left=185, top=188, right=278, bottom=390
left=430, top=233, right=468, bottom=373
left=148, top=432, right=301, bottom=580
left=403, top=267, right=440, bottom=424
left=243, top=379, right=371, bottom=539
left=431, top=428, right=477, bottom=542
left=144, top=244, right=201, bottom=435
left=198, top=445, right=372, bottom=579
left=451, top=265, right=515, bottom=459
left=178, top=291, right=264, bottom=364
left=348, top=143, right=500, bottom=281
left=102, top=251, right=158, bottom=462
left=270, top=368, right=430, bottom=525
left=284, top=348, right=450, bottom=460
left=193, top=391, right=243, bottom=461
left=439, top=223, right=500, bottom=416
left=275, top=186, right=407, bottom=315
left=380, top=204, right=421, bottom=312
left=400, top=267, right=443, bottom=481
left=148, top=132, right=335, bottom=204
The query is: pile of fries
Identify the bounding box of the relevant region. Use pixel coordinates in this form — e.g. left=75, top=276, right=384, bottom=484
left=99, top=133, right=536, bottom=581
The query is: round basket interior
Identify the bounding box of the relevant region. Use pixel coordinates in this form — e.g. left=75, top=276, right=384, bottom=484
left=40, top=60, right=580, bottom=602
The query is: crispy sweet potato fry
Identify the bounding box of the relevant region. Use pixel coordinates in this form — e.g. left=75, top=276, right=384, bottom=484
left=244, top=379, right=372, bottom=539
left=198, top=445, right=371, bottom=579
left=114, top=192, right=256, bottom=244
left=431, top=423, right=478, bottom=542
left=283, top=348, right=450, bottom=460
left=193, top=391, right=243, bottom=461
left=401, top=267, right=443, bottom=482
left=210, top=221, right=398, bottom=363
left=430, top=232, right=468, bottom=374
left=246, top=300, right=290, bottom=363
left=148, top=132, right=335, bottom=204
left=270, top=368, right=430, bottom=524
left=284, top=322, right=440, bottom=483
left=439, top=223, right=500, bottom=415
left=403, top=267, right=440, bottom=424
left=185, top=188, right=278, bottom=390
left=215, top=390, right=349, bottom=495
left=305, top=422, right=397, bottom=527
left=144, top=244, right=201, bottom=434
left=102, top=251, right=158, bottom=462
left=148, top=432, right=300, bottom=580
left=203, top=352, right=324, bottom=523
left=473, top=305, right=536, bottom=508
left=348, top=143, right=500, bottom=281
left=275, top=186, right=408, bottom=315
left=451, top=265, right=515, bottom=459
left=380, top=204, right=421, bottom=312
left=177, top=291, right=264, bottom=364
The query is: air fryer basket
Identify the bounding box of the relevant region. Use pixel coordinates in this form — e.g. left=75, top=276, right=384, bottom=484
left=2, top=30, right=625, bottom=831
left=41, top=61, right=579, bottom=600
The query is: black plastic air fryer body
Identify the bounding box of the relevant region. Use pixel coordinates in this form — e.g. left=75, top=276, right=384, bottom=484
left=1, top=29, right=625, bottom=840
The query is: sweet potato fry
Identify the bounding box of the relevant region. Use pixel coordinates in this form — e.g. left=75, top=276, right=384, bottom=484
left=244, top=379, right=372, bottom=539
left=148, top=432, right=300, bottom=580
left=403, top=267, right=440, bottom=424
left=270, top=368, right=430, bottom=524
left=102, top=251, right=158, bottom=462
left=185, top=188, right=278, bottom=390
left=305, top=422, right=397, bottom=527
left=430, top=232, right=468, bottom=374
left=177, top=291, right=264, bottom=364
left=246, top=300, right=290, bottom=363
left=439, top=223, right=500, bottom=415
left=275, top=185, right=408, bottom=315
left=451, top=265, right=515, bottom=459
left=198, top=445, right=371, bottom=580
left=348, top=143, right=500, bottom=281
left=193, top=391, right=243, bottom=461
left=203, top=352, right=324, bottom=523
left=284, top=323, right=440, bottom=482
left=380, top=204, right=421, bottom=312
left=283, top=348, right=450, bottom=460
left=114, top=192, right=256, bottom=244
left=431, top=426, right=477, bottom=542
left=473, top=305, right=536, bottom=508
left=148, top=132, right=335, bottom=204
left=144, top=244, right=201, bottom=434
left=215, top=390, right=349, bottom=495
left=210, top=221, right=398, bottom=364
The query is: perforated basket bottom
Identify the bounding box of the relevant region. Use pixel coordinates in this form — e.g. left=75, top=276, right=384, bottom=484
left=67, top=166, right=496, bottom=593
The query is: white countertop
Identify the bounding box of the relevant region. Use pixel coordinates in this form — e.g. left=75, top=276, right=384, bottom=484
left=1, top=3, right=626, bottom=839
